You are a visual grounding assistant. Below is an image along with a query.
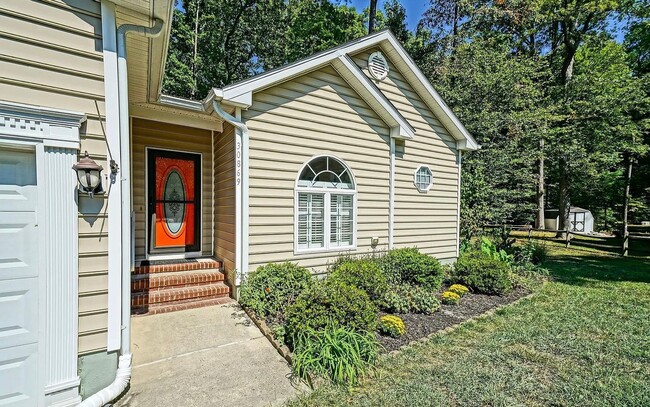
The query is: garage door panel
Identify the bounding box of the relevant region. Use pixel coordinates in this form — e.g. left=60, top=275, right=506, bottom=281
left=0, top=343, right=39, bottom=407
left=0, top=212, right=38, bottom=280
left=0, top=278, right=38, bottom=349
left=0, top=186, right=38, bottom=212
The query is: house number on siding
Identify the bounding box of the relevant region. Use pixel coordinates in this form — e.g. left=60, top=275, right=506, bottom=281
left=236, top=140, right=241, bottom=186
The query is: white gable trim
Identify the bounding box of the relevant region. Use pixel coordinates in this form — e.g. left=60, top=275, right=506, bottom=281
left=331, top=55, right=414, bottom=139
left=210, top=30, right=477, bottom=150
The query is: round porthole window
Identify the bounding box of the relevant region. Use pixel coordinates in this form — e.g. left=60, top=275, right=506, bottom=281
left=414, top=165, right=433, bottom=193
left=368, top=51, right=389, bottom=80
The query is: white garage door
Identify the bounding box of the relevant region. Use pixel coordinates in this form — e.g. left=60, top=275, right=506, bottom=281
left=0, top=147, right=39, bottom=406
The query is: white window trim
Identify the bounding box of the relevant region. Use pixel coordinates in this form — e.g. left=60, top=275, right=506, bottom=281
left=294, top=155, right=358, bottom=255
left=414, top=164, right=433, bottom=193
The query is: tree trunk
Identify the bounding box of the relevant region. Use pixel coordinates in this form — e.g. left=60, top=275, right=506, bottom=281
left=368, top=0, right=378, bottom=33
left=191, top=1, right=201, bottom=98
left=535, top=138, right=545, bottom=229
left=557, top=158, right=571, bottom=238
left=622, top=157, right=633, bottom=256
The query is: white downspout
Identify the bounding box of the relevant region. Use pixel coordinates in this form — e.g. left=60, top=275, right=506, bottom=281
left=456, top=150, right=462, bottom=258
left=212, top=100, right=249, bottom=287
left=79, top=17, right=163, bottom=407
left=389, top=137, right=395, bottom=249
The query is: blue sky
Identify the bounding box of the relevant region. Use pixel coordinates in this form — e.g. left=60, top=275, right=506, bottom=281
left=347, top=0, right=427, bottom=30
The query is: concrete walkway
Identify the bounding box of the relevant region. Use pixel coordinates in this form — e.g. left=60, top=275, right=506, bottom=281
left=116, top=302, right=306, bottom=407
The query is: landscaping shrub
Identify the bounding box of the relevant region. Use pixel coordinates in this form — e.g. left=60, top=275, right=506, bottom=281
left=453, top=251, right=513, bottom=295
left=442, top=291, right=461, bottom=305
left=448, top=284, right=469, bottom=297
left=238, top=262, right=312, bottom=323
left=513, top=240, right=548, bottom=265
left=285, top=281, right=378, bottom=347
left=329, top=259, right=388, bottom=304
left=379, top=247, right=444, bottom=289
left=381, top=290, right=410, bottom=314
left=292, top=326, right=379, bottom=387
left=480, top=237, right=513, bottom=265
left=382, top=284, right=440, bottom=315
left=379, top=315, right=406, bottom=338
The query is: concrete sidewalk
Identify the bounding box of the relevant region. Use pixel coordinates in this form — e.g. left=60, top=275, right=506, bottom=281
left=116, top=302, right=306, bottom=407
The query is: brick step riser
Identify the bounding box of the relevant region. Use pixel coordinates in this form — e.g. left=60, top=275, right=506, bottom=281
left=132, top=296, right=232, bottom=316
left=131, top=286, right=230, bottom=307
left=131, top=273, right=225, bottom=292
left=133, top=261, right=222, bottom=275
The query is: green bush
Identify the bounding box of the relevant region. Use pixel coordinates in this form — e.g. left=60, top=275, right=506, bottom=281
left=329, top=259, right=388, bottom=304
left=379, top=315, right=406, bottom=338
left=453, top=250, right=513, bottom=295
left=513, top=240, right=548, bottom=265
left=238, top=262, right=312, bottom=324
left=480, top=237, right=513, bottom=265
left=285, top=281, right=378, bottom=347
left=379, top=247, right=444, bottom=289
left=292, top=326, right=379, bottom=386
left=382, top=284, right=440, bottom=315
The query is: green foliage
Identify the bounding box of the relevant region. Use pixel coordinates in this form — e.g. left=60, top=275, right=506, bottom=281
left=514, top=240, right=548, bottom=265
left=453, top=251, right=513, bottom=295
left=379, top=248, right=445, bottom=289
left=329, top=259, right=388, bottom=304
left=480, top=237, right=514, bottom=265
left=285, top=281, right=378, bottom=348
left=292, top=326, right=379, bottom=387
left=238, top=262, right=312, bottom=325
left=378, top=315, right=406, bottom=338
left=442, top=291, right=461, bottom=305
left=382, top=284, right=441, bottom=315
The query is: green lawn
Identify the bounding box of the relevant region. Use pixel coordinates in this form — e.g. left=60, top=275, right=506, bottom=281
left=288, top=243, right=650, bottom=406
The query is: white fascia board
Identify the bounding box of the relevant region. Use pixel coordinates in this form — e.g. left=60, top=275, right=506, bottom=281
left=377, top=35, right=479, bottom=150
left=218, top=30, right=393, bottom=102
left=159, top=94, right=206, bottom=111
left=332, top=55, right=414, bottom=139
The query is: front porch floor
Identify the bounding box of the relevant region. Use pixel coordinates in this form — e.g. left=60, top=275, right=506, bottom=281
left=116, top=302, right=307, bottom=406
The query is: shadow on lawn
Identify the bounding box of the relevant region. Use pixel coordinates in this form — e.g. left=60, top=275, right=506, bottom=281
left=544, top=254, right=650, bottom=286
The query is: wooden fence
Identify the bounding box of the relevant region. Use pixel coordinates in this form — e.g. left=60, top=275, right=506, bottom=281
left=482, top=224, right=650, bottom=257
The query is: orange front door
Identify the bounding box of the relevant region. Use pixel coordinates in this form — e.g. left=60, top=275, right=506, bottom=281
left=147, top=149, right=201, bottom=253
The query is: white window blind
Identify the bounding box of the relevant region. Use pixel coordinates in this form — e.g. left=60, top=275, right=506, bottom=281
left=297, top=193, right=325, bottom=249
left=330, top=194, right=353, bottom=247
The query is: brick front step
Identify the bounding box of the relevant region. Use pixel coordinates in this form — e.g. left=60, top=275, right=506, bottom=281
left=131, top=270, right=225, bottom=292
left=132, top=296, right=233, bottom=316
left=133, top=258, right=222, bottom=275
left=131, top=282, right=230, bottom=308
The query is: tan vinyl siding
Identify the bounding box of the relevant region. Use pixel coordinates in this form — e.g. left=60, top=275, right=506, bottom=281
left=131, top=118, right=214, bottom=259
left=0, top=0, right=111, bottom=354
left=244, top=66, right=391, bottom=275
left=214, top=123, right=236, bottom=288
left=352, top=49, right=460, bottom=260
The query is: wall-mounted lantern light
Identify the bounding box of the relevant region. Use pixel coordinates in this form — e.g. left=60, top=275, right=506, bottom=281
left=72, top=151, right=104, bottom=198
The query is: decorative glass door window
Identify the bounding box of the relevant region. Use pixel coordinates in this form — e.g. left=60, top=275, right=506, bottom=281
left=295, top=156, right=356, bottom=252
left=147, top=149, right=201, bottom=253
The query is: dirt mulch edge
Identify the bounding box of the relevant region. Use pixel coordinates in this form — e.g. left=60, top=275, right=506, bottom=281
left=383, top=291, right=538, bottom=359
left=242, top=307, right=293, bottom=364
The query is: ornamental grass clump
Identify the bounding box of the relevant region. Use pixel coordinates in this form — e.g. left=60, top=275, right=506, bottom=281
left=292, top=326, right=380, bottom=387
left=442, top=291, right=461, bottom=305
left=449, top=284, right=469, bottom=297
left=379, top=315, right=406, bottom=338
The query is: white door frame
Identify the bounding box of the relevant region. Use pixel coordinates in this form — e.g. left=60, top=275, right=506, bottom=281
left=0, top=100, right=85, bottom=406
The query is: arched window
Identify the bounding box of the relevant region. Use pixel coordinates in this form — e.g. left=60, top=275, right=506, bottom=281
left=295, top=156, right=356, bottom=252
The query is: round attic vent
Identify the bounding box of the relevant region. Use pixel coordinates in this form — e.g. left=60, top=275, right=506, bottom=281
left=368, top=51, right=389, bottom=80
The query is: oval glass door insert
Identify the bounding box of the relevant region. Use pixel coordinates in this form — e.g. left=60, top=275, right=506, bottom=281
left=163, top=169, right=186, bottom=235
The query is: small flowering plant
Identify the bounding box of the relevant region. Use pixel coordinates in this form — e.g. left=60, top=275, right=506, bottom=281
left=379, top=315, right=406, bottom=338
left=442, top=291, right=461, bottom=305
left=448, top=284, right=469, bottom=297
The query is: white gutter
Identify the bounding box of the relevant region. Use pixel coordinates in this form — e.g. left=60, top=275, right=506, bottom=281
left=80, top=16, right=164, bottom=407
left=212, top=100, right=249, bottom=287
left=389, top=138, right=395, bottom=249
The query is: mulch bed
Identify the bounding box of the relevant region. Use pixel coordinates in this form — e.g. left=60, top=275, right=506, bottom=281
left=378, top=287, right=530, bottom=352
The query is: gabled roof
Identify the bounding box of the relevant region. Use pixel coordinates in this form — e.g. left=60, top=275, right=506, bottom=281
left=208, top=30, right=478, bottom=150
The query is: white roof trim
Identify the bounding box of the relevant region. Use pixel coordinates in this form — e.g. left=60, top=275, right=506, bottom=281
left=331, top=55, right=414, bottom=139
left=210, top=30, right=477, bottom=150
